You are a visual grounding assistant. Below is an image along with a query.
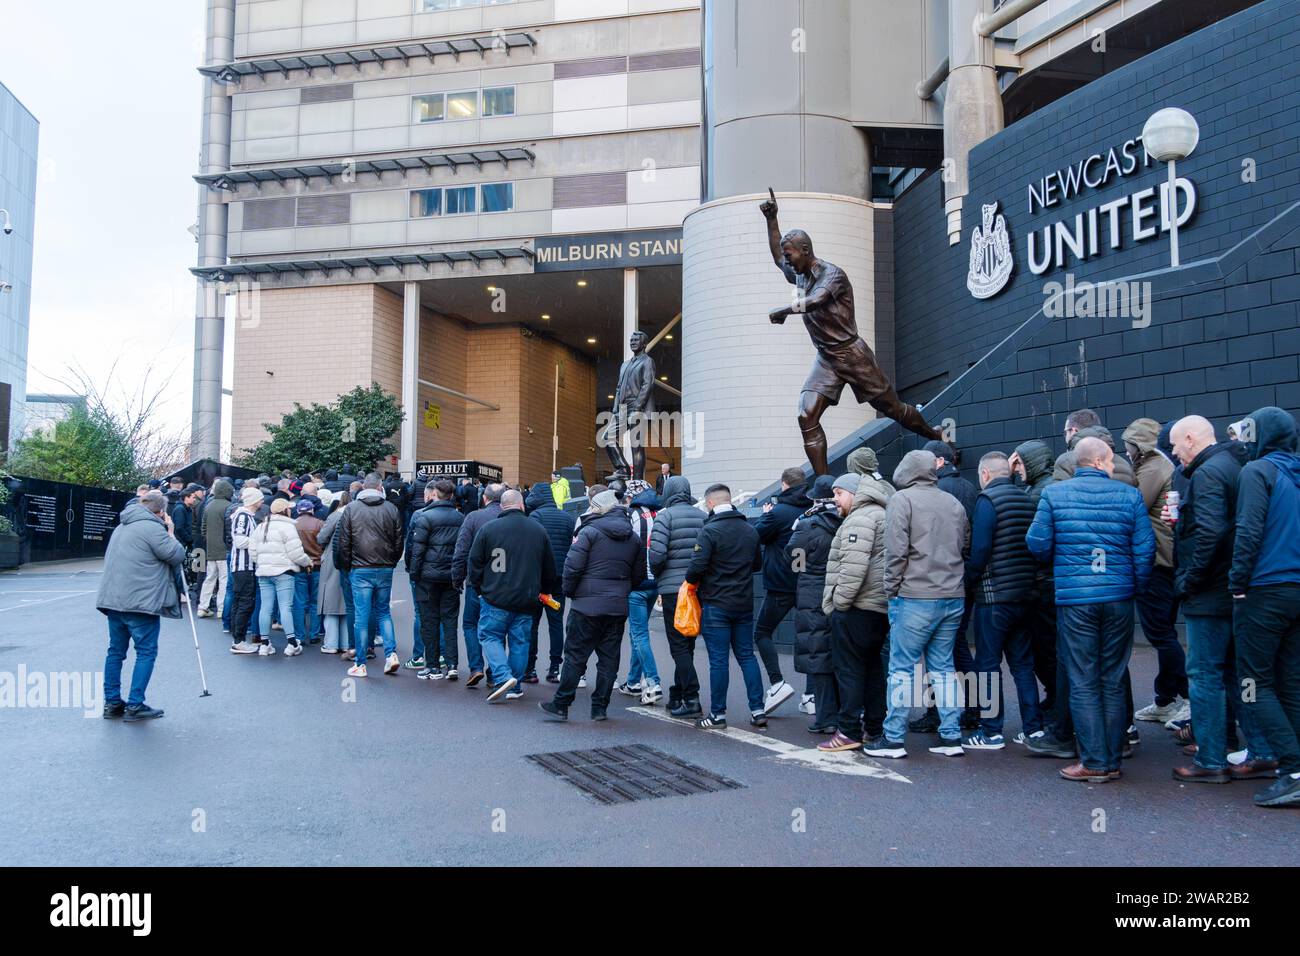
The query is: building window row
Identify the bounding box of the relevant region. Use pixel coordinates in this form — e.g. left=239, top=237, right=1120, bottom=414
left=412, top=86, right=515, bottom=124
left=419, top=0, right=516, bottom=12
left=410, top=181, right=514, bottom=217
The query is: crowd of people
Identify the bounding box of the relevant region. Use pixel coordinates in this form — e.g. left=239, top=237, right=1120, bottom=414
left=94, top=407, right=1300, bottom=808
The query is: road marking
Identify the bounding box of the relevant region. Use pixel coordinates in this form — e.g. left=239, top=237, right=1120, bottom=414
left=628, top=706, right=911, bottom=784
left=0, top=590, right=96, bottom=612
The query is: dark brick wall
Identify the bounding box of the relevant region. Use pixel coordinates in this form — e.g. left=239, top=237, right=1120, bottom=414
left=891, top=0, right=1300, bottom=476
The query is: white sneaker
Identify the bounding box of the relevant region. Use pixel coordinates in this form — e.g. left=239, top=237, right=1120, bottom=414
left=763, top=680, right=795, bottom=715
left=1227, top=749, right=1249, bottom=766
left=487, top=677, right=518, bottom=703
left=1135, top=695, right=1188, bottom=723
left=347, top=663, right=367, bottom=678
left=258, top=641, right=276, bottom=656
left=372, top=636, right=382, bottom=647
left=196, top=608, right=214, bottom=618
left=615, top=680, right=642, bottom=697
left=284, top=641, right=303, bottom=657
left=230, top=641, right=259, bottom=654
left=384, top=652, right=400, bottom=674
left=640, top=683, right=663, bottom=705
left=271, top=622, right=283, bottom=631
left=798, top=693, right=816, bottom=715
left=578, top=675, right=588, bottom=689
left=320, top=646, right=338, bottom=654
left=1013, top=730, right=1046, bottom=745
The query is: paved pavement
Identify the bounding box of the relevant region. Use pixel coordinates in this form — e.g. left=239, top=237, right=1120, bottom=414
left=0, top=563, right=1292, bottom=866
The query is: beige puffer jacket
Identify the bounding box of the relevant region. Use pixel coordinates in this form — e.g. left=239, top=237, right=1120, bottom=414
left=823, top=474, right=892, bottom=614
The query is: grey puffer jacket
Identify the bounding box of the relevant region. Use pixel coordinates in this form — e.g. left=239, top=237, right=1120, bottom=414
left=96, top=505, right=188, bottom=619
left=647, top=476, right=704, bottom=596
left=1054, top=424, right=1137, bottom=487
left=883, top=451, right=970, bottom=600
left=823, top=474, right=892, bottom=614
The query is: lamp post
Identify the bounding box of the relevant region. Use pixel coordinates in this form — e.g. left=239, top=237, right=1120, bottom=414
left=1142, top=108, right=1200, bottom=268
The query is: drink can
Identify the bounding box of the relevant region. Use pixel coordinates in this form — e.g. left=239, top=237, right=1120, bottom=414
left=1166, top=490, right=1180, bottom=522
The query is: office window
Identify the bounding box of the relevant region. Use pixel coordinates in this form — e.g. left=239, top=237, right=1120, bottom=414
left=445, top=186, right=476, bottom=215
left=482, top=87, right=515, bottom=117
left=445, top=91, right=478, bottom=121
left=412, top=94, right=444, bottom=123
left=420, top=0, right=501, bottom=10
left=480, top=182, right=514, bottom=213
left=411, top=189, right=442, bottom=218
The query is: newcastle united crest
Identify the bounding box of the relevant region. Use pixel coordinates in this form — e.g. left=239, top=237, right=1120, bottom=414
left=967, top=201, right=1013, bottom=300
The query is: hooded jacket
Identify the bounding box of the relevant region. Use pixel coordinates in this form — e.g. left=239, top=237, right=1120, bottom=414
left=1013, top=439, right=1056, bottom=507
left=1026, top=467, right=1155, bottom=605
left=754, top=482, right=813, bottom=593
left=1229, top=406, right=1300, bottom=592
left=883, top=451, right=969, bottom=600
left=1174, top=439, right=1247, bottom=615
left=685, top=507, right=763, bottom=613
left=453, top=500, right=502, bottom=586
left=647, top=476, right=704, bottom=596
left=527, top=482, right=577, bottom=571
left=250, top=513, right=312, bottom=577
left=823, top=473, right=891, bottom=614
left=406, top=498, right=465, bottom=585
left=201, top=481, right=234, bottom=560
left=1121, top=417, right=1175, bottom=568
left=787, top=503, right=841, bottom=675
left=1054, top=424, right=1137, bottom=486
left=337, top=489, right=403, bottom=570
left=95, top=505, right=188, bottom=619
left=563, top=507, right=647, bottom=616
left=468, top=508, right=559, bottom=613
left=935, top=461, right=979, bottom=522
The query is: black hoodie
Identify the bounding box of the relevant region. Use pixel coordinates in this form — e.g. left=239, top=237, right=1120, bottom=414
left=563, top=507, right=646, bottom=616
left=754, top=482, right=813, bottom=593
left=1229, top=406, right=1300, bottom=593
left=686, top=508, right=763, bottom=613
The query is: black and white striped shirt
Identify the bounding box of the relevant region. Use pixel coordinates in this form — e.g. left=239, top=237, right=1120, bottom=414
left=230, top=509, right=258, bottom=573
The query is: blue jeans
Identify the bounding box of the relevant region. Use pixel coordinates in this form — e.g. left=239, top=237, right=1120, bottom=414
left=626, top=585, right=660, bottom=686
left=973, top=601, right=1044, bottom=736
left=884, top=596, right=965, bottom=741
left=1136, top=565, right=1187, bottom=704
left=293, top=569, right=319, bottom=644
left=258, top=573, right=298, bottom=642
left=340, top=568, right=355, bottom=645
left=350, top=567, right=397, bottom=659
left=1185, top=613, right=1274, bottom=770
left=221, top=554, right=233, bottom=630
left=104, top=611, right=161, bottom=707
left=1058, top=600, right=1134, bottom=772
left=478, top=599, right=531, bottom=686
left=323, top=614, right=348, bottom=652
left=462, top=583, right=484, bottom=673
left=700, top=603, right=764, bottom=717
left=410, top=577, right=425, bottom=661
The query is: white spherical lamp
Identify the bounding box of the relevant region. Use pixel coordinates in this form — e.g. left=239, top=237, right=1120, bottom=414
left=1143, top=108, right=1200, bottom=162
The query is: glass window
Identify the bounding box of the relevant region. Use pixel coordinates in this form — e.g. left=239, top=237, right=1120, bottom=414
left=480, top=182, right=514, bottom=213
left=482, top=87, right=515, bottom=117
left=445, top=91, right=478, bottom=121
left=421, top=0, right=495, bottom=10
left=411, top=189, right=442, bottom=218
left=412, top=94, right=444, bottom=124
left=445, top=186, right=476, bottom=215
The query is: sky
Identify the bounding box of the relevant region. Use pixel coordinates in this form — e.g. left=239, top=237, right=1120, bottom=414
left=2, top=1, right=233, bottom=454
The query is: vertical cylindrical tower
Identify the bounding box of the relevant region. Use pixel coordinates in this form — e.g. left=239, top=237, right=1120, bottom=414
left=191, top=0, right=234, bottom=461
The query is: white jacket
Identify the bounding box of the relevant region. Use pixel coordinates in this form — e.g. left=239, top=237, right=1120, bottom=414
left=250, top=514, right=311, bottom=577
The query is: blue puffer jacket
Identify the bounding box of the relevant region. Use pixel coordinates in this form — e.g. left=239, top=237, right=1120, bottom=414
left=1025, top=467, right=1155, bottom=605
left=527, top=482, right=576, bottom=570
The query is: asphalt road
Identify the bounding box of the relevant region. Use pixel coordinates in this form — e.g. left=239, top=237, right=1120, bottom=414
left=0, top=563, right=1291, bottom=867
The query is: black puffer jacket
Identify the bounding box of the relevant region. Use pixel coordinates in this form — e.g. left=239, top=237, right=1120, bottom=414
left=337, top=490, right=403, bottom=569
left=754, top=483, right=813, bottom=593
left=527, top=482, right=576, bottom=570
left=1015, top=438, right=1057, bottom=598
left=406, top=499, right=464, bottom=584
left=452, top=501, right=502, bottom=586
left=563, top=508, right=646, bottom=616
left=787, top=504, right=841, bottom=675
left=935, top=462, right=979, bottom=521
left=648, top=476, right=704, bottom=596
left=685, top=509, right=763, bottom=613
left=1174, top=440, right=1247, bottom=616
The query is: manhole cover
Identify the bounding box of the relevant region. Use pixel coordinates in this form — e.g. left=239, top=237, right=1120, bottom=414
left=526, top=744, right=745, bottom=805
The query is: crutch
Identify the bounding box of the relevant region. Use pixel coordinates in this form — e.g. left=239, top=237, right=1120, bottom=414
left=177, top=568, right=212, bottom=697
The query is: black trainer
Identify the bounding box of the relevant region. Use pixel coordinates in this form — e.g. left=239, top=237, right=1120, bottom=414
left=908, top=709, right=940, bottom=734
left=538, top=700, right=568, bottom=721
left=1024, top=732, right=1078, bottom=759
left=1254, top=774, right=1300, bottom=808
left=670, top=698, right=703, bottom=719
left=750, top=711, right=768, bottom=729
left=590, top=707, right=608, bottom=722
left=123, top=704, right=164, bottom=721
left=545, top=666, right=560, bottom=684
left=103, top=701, right=126, bottom=719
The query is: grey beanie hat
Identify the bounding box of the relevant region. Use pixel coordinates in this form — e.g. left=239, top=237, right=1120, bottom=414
left=832, top=473, right=861, bottom=495
left=590, top=489, right=619, bottom=513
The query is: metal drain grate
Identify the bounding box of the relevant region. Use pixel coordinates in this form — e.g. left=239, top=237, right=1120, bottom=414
left=526, top=744, right=746, bottom=804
